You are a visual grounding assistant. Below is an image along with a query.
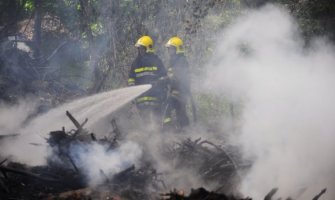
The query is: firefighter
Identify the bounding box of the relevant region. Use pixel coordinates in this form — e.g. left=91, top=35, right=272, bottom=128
left=163, top=36, right=191, bottom=131
left=128, top=35, right=167, bottom=127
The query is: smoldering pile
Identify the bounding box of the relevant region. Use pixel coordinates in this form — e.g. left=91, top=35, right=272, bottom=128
left=0, top=111, right=328, bottom=200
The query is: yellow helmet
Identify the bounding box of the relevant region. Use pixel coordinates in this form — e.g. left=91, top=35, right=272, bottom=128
left=165, top=36, right=184, bottom=54
left=135, top=35, right=154, bottom=53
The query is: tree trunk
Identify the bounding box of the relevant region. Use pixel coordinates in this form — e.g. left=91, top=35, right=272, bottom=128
left=78, top=0, right=102, bottom=94
left=33, top=0, right=42, bottom=60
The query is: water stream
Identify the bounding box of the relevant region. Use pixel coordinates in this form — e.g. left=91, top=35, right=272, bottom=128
left=1, top=85, right=151, bottom=165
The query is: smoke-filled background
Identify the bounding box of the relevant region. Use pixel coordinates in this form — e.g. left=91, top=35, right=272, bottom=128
left=205, top=4, right=335, bottom=199
left=1, top=0, right=335, bottom=199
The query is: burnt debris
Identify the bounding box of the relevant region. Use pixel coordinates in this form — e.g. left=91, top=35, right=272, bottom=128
left=0, top=111, right=163, bottom=199
left=0, top=111, right=329, bottom=199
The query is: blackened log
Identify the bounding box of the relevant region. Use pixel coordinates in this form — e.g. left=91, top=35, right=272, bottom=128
left=0, top=178, right=8, bottom=193
left=0, top=134, right=19, bottom=140
left=0, top=159, right=7, bottom=166
left=66, top=111, right=81, bottom=129
left=0, top=166, right=58, bottom=182
left=312, top=188, right=327, bottom=200
left=66, top=110, right=88, bottom=137
left=264, top=188, right=278, bottom=200
left=90, top=133, right=97, bottom=141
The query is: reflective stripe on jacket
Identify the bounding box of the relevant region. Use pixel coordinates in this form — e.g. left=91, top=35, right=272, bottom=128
left=128, top=52, right=167, bottom=104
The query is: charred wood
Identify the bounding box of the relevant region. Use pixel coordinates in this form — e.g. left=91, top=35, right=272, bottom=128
left=264, top=188, right=278, bottom=200
left=0, top=165, right=58, bottom=182
left=312, top=188, right=327, bottom=200
left=65, top=110, right=88, bottom=137
left=161, top=187, right=252, bottom=200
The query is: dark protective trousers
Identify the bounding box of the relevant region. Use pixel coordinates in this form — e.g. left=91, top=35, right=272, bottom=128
left=136, top=102, right=163, bottom=130
left=163, top=95, right=189, bottom=131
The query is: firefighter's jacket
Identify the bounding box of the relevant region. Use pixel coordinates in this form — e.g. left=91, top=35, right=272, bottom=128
left=128, top=53, right=167, bottom=106
left=167, top=54, right=190, bottom=98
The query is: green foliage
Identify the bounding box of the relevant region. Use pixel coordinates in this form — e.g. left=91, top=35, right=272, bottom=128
left=90, top=22, right=104, bottom=36
left=24, top=0, right=34, bottom=11
left=271, top=0, right=335, bottom=40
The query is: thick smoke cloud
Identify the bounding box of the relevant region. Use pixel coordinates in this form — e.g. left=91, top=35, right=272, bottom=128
left=0, top=98, right=42, bottom=165
left=0, top=98, right=38, bottom=134
left=70, top=141, right=142, bottom=186
left=205, top=4, right=335, bottom=199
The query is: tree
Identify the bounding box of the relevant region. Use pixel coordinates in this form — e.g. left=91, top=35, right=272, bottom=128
left=33, top=0, right=42, bottom=59
left=1, top=0, right=335, bottom=103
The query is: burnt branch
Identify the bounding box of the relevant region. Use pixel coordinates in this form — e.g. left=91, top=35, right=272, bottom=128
left=264, top=188, right=278, bottom=200
left=312, top=188, right=327, bottom=200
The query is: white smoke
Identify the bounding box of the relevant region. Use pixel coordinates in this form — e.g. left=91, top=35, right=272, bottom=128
left=205, top=4, right=335, bottom=199
left=0, top=98, right=38, bottom=134
left=0, top=98, right=44, bottom=165
left=70, top=140, right=142, bottom=186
